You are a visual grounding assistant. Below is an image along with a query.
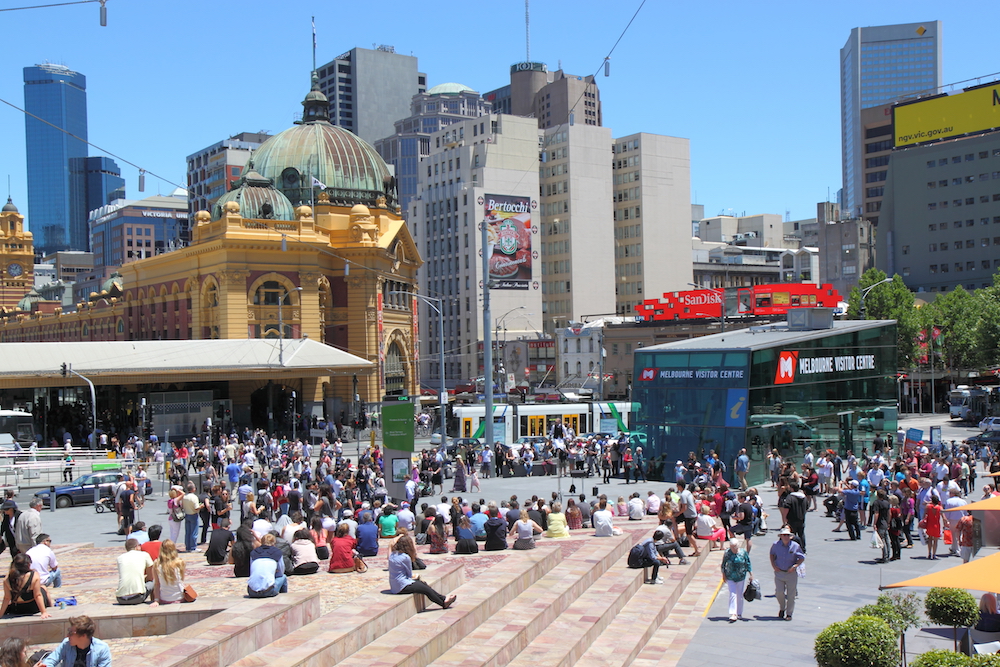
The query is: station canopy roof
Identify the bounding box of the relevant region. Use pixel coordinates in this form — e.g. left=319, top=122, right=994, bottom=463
left=0, top=339, right=373, bottom=388
left=640, top=319, right=896, bottom=353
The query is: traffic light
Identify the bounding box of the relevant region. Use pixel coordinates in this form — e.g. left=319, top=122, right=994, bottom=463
left=60, top=363, right=67, bottom=377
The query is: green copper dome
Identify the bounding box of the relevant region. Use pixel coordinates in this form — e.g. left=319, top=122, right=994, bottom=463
left=248, top=75, right=398, bottom=210
left=212, top=170, right=296, bottom=221
left=427, top=82, right=475, bottom=95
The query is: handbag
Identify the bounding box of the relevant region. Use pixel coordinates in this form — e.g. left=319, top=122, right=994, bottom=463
left=743, top=578, right=760, bottom=602
left=182, top=584, right=198, bottom=602
left=918, top=518, right=927, bottom=530
left=172, top=505, right=186, bottom=522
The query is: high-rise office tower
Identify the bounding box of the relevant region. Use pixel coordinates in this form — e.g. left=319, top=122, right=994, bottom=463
left=840, top=21, right=942, bottom=216
left=316, top=46, right=426, bottom=145
left=611, top=132, right=691, bottom=314
left=186, top=132, right=271, bottom=216
left=408, top=114, right=543, bottom=388
left=23, top=63, right=89, bottom=255
left=376, top=83, right=489, bottom=217
left=68, top=156, right=125, bottom=251
left=485, top=63, right=602, bottom=129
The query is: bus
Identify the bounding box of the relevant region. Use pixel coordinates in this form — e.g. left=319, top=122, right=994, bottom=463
left=0, top=410, right=36, bottom=447
left=451, top=402, right=634, bottom=443
left=950, top=387, right=989, bottom=422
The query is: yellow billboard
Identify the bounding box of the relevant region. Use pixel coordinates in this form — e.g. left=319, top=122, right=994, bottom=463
left=894, top=83, right=1000, bottom=147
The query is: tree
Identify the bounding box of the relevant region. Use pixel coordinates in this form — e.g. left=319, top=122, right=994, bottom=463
left=847, top=269, right=918, bottom=364
left=925, top=587, right=980, bottom=652
left=815, top=614, right=899, bottom=667
left=916, top=287, right=988, bottom=371
left=854, top=593, right=924, bottom=667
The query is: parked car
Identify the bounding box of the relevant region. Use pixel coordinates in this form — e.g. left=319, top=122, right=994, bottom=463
left=35, top=471, right=151, bottom=509
left=979, top=417, right=1000, bottom=432
left=965, top=431, right=1000, bottom=447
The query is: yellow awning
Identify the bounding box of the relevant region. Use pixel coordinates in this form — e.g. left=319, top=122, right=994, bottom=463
left=962, top=496, right=1000, bottom=512
left=883, top=551, right=1000, bottom=592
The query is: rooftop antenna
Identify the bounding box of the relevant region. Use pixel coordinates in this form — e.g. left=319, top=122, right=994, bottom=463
left=525, top=0, right=530, bottom=61
left=311, top=16, right=317, bottom=72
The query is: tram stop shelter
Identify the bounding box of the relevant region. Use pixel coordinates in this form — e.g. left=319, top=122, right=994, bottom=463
left=0, top=338, right=373, bottom=442
left=631, top=310, right=897, bottom=486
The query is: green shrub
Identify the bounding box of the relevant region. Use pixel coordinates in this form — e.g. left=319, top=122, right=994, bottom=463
left=815, top=615, right=899, bottom=667
left=854, top=603, right=904, bottom=633
left=970, top=655, right=1000, bottom=667
left=926, top=588, right=981, bottom=629
left=911, top=650, right=970, bottom=667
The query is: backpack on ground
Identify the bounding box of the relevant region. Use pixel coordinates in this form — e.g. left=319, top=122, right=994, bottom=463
left=627, top=543, right=645, bottom=569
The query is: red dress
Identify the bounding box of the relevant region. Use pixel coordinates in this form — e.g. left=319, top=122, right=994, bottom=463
left=923, top=504, right=942, bottom=539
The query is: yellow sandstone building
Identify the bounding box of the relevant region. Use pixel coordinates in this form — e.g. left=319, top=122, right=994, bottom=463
left=0, top=77, right=422, bottom=433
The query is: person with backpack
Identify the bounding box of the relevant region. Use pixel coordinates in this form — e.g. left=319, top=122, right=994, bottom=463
left=628, top=530, right=670, bottom=584
left=783, top=481, right=809, bottom=553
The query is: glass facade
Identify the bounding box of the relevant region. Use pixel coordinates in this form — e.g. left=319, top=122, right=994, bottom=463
left=632, top=322, right=898, bottom=486
left=69, top=156, right=124, bottom=252
left=24, top=64, right=89, bottom=255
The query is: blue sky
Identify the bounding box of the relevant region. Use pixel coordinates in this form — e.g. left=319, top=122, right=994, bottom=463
left=1, top=0, right=998, bottom=228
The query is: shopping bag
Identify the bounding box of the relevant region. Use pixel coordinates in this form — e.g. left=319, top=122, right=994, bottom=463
left=870, top=531, right=884, bottom=550
left=943, top=529, right=952, bottom=545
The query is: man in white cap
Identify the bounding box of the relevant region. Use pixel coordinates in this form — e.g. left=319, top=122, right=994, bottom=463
left=338, top=508, right=358, bottom=538
left=770, top=526, right=805, bottom=621
left=397, top=502, right=415, bottom=532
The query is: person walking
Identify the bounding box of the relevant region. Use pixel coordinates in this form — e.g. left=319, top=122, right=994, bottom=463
left=770, top=526, right=805, bottom=621
left=735, top=449, right=750, bottom=491
left=783, top=481, right=808, bottom=552
left=871, top=489, right=892, bottom=564
left=721, top=538, right=753, bottom=622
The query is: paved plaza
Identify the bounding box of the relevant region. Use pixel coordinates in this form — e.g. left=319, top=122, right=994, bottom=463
left=0, top=412, right=990, bottom=665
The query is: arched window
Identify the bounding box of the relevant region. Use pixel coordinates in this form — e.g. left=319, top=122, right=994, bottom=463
left=589, top=361, right=595, bottom=372
left=589, top=339, right=594, bottom=353
left=253, top=281, right=292, bottom=306
left=576, top=361, right=582, bottom=376
left=563, top=339, right=568, bottom=353
left=576, top=339, right=581, bottom=354
left=385, top=342, right=407, bottom=395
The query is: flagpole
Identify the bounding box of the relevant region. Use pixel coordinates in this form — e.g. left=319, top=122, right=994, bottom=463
left=311, top=17, right=317, bottom=73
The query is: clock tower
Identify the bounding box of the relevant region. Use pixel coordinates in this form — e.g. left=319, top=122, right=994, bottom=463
left=0, top=197, right=34, bottom=312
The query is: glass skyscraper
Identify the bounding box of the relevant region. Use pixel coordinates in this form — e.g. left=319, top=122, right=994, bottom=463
left=24, top=63, right=89, bottom=254
left=840, top=22, right=942, bottom=216
left=69, top=156, right=125, bottom=252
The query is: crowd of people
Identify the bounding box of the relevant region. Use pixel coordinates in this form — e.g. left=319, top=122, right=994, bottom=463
left=8, top=419, right=1000, bottom=665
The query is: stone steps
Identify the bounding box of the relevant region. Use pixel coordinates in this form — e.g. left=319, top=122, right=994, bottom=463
left=340, top=544, right=563, bottom=667
left=503, top=550, right=650, bottom=667
left=574, top=548, right=712, bottom=667
left=427, top=533, right=636, bottom=667
left=228, top=561, right=466, bottom=667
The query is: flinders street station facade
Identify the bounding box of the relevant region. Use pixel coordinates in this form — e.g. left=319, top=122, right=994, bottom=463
left=0, top=78, right=422, bottom=436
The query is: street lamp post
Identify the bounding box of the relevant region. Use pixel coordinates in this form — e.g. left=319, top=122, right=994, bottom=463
left=277, top=286, right=303, bottom=366
left=388, top=290, right=446, bottom=438
left=859, top=277, right=892, bottom=319
left=688, top=282, right=724, bottom=333
left=494, top=306, right=527, bottom=401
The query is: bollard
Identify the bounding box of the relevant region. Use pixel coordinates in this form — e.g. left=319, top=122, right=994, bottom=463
left=592, top=486, right=598, bottom=497
left=50, top=485, right=56, bottom=512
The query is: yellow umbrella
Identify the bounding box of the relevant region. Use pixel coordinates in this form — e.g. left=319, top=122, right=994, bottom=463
left=962, top=495, right=1000, bottom=512
left=883, top=551, right=1000, bottom=592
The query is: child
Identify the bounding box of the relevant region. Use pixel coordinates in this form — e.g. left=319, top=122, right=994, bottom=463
left=470, top=469, right=481, bottom=493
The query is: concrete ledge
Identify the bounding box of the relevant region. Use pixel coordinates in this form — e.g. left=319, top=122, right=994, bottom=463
left=115, top=592, right=321, bottom=667
left=0, top=598, right=230, bottom=644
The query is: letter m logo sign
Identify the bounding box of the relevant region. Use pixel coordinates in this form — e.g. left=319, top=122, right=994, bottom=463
left=774, top=351, right=798, bottom=385
left=640, top=368, right=657, bottom=381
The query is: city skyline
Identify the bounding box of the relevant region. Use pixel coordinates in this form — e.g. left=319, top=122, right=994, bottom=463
left=1, top=1, right=998, bottom=235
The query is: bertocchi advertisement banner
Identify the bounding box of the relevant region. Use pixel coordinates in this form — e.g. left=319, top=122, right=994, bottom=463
left=484, top=194, right=533, bottom=290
